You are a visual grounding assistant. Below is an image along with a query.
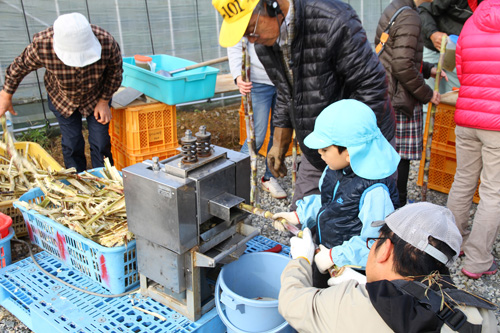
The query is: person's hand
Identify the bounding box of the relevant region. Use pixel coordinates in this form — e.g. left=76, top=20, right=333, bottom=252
left=430, top=91, right=441, bottom=105
left=236, top=76, right=253, bottom=95
left=94, top=99, right=112, bottom=124
left=272, top=219, right=286, bottom=232
left=0, top=90, right=16, bottom=117
left=266, top=128, right=293, bottom=178
left=327, top=267, right=367, bottom=286
left=273, top=212, right=299, bottom=225
left=290, top=228, right=315, bottom=264
left=314, top=244, right=334, bottom=274
left=430, top=31, right=448, bottom=51
left=430, top=67, right=449, bottom=81
left=267, top=145, right=288, bottom=178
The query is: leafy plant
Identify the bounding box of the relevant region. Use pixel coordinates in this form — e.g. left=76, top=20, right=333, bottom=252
left=17, top=124, right=54, bottom=149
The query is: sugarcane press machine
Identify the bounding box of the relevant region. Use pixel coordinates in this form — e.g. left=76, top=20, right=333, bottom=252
left=123, top=127, right=259, bottom=321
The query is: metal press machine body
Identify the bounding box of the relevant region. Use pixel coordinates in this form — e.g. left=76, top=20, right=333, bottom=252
left=123, top=130, right=258, bottom=321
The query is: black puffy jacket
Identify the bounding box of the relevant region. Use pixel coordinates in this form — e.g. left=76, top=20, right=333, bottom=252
left=256, top=0, right=395, bottom=171
left=419, top=0, right=472, bottom=52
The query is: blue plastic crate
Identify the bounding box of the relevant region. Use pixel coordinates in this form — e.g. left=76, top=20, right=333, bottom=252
left=0, top=237, right=288, bottom=332
left=13, top=169, right=138, bottom=294
left=245, top=235, right=290, bottom=257
left=122, top=54, right=220, bottom=105
left=0, top=227, right=14, bottom=268
left=0, top=252, right=224, bottom=332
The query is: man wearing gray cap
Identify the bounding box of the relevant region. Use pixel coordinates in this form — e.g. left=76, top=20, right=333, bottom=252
left=280, top=202, right=496, bottom=332
left=0, top=12, right=122, bottom=172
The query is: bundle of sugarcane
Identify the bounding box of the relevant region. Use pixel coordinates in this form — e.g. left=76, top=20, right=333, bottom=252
left=241, top=39, right=259, bottom=206
left=0, top=117, right=56, bottom=200
left=16, top=158, right=133, bottom=247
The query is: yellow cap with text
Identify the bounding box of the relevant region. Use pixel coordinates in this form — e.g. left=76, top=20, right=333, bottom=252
left=212, top=0, right=259, bottom=47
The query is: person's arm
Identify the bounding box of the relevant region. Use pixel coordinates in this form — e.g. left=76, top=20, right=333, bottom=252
left=390, top=12, right=433, bottom=104
left=228, top=41, right=254, bottom=96
left=279, top=258, right=363, bottom=332
left=295, top=194, right=321, bottom=230
left=94, top=37, right=122, bottom=125
left=330, top=184, right=395, bottom=268
left=1, top=41, right=43, bottom=116
left=227, top=40, right=243, bottom=81
left=419, top=0, right=454, bottom=51
left=295, top=166, right=328, bottom=228
left=456, top=34, right=463, bottom=82
left=100, top=37, right=123, bottom=101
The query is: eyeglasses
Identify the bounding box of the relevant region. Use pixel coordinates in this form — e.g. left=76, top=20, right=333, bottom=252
left=366, top=237, right=390, bottom=250
left=245, top=10, right=261, bottom=38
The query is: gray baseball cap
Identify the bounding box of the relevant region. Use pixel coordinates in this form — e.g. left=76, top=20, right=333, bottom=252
left=372, top=202, right=462, bottom=267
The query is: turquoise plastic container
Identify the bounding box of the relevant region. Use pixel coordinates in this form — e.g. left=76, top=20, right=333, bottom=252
left=215, top=252, right=294, bottom=333
left=122, top=54, right=220, bottom=105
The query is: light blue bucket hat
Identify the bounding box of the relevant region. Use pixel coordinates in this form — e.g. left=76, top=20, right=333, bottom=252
left=304, top=99, right=400, bottom=180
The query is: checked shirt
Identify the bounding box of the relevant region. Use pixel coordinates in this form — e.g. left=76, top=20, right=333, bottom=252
left=3, top=25, right=122, bottom=118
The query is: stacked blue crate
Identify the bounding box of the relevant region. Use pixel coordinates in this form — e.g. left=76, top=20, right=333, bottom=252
left=0, top=236, right=289, bottom=332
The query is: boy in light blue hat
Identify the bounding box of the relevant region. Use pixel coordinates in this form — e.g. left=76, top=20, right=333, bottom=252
left=273, top=99, right=400, bottom=287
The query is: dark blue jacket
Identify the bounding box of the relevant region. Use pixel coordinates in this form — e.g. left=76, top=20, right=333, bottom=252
left=315, top=166, right=399, bottom=248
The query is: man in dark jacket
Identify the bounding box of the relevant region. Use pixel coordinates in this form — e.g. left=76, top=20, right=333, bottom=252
left=419, top=0, right=472, bottom=93
left=213, top=0, right=396, bottom=211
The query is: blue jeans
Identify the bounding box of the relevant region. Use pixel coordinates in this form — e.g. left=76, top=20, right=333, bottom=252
left=240, top=82, right=277, bottom=180
left=48, top=96, right=113, bottom=172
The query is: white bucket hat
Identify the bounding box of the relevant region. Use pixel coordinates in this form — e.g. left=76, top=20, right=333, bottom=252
left=304, top=99, right=400, bottom=180
left=53, top=13, right=102, bottom=67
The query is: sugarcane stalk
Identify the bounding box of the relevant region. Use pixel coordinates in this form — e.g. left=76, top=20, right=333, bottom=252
left=292, top=130, right=297, bottom=196
left=238, top=202, right=303, bottom=237
left=242, top=39, right=259, bottom=206
left=422, top=35, right=447, bottom=202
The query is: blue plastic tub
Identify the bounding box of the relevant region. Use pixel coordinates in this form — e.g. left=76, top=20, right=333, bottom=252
left=13, top=168, right=138, bottom=294
left=215, top=252, right=294, bottom=333
left=122, top=54, right=220, bottom=105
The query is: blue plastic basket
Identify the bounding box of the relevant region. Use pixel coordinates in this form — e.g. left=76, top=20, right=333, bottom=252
left=122, top=54, right=220, bottom=105
left=13, top=168, right=138, bottom=294
left=0, top=227, right=14, bottom=269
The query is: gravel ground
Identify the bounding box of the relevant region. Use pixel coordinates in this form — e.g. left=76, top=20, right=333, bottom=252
left=0, top=158, right=498, bottom=332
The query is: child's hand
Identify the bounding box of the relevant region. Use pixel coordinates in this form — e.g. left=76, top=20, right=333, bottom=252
left=272, top=211, right=299, bottom=225
left=315, top=245, right=334, bottom=273
left=290, top=228, right=315, bottom=264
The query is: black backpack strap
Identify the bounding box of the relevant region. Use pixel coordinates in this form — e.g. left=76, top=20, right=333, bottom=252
left=376, top=6, right=412, bottom=56
left=392, top=280, right=484, bottom=333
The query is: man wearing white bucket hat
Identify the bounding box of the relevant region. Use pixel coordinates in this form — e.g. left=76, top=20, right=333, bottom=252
left=280, top=202, right=496, bottom=332
left=273, top=99, right=400, bottom=287
left=0, top=12, right=122, bottom=172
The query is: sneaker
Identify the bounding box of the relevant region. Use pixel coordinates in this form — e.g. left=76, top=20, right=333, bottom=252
left=461, top=260, right=498, bottom=279
left=261, top=177, right=287, bottom=199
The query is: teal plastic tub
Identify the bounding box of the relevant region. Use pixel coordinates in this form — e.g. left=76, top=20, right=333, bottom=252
left=122, top=54, right=220, bottom=105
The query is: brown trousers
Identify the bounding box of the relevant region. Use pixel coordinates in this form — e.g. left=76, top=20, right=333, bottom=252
left=447, top=126, right=500, bottom=273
